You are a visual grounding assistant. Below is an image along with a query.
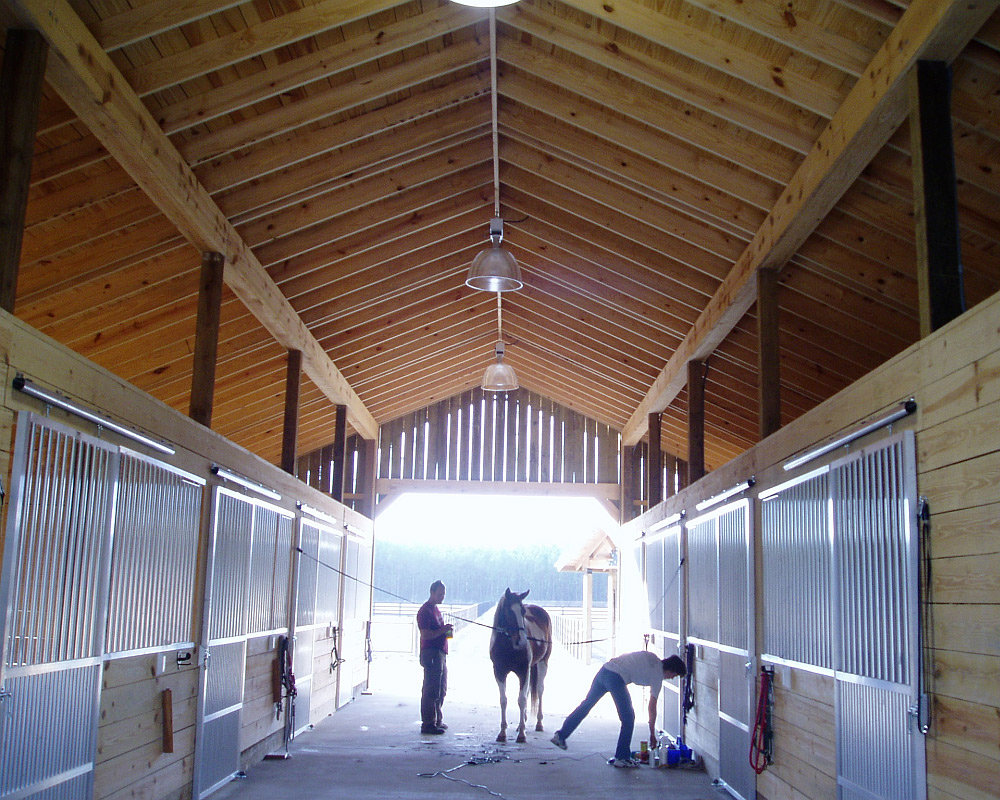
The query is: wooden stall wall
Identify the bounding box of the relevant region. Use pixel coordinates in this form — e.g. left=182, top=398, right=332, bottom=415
left=0, top=312, right=370, bottom=800
left=627, top=289, right=1000, bottom=800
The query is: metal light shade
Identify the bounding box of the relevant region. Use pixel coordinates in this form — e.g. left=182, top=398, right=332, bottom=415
left=466, top=243, right=523, bottom=292
left=482, top=341, right=519, bottom=391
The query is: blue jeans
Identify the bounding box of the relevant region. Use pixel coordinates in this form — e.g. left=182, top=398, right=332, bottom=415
left=556, top=667, right=635, bottom=760
left=419, top=649, right=447, bottom=727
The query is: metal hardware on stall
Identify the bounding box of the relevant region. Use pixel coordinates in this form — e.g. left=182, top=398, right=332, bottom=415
left=914, top=497, right=933, bottom=735
left=265, top=635, right=297, bottom=760
left=681, top=643, right=695, bottom=725
left=750, top=667, right=774, bottom=774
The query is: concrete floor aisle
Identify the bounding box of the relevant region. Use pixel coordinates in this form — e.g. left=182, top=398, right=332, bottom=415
left=213, top=618, right=723, bottom=800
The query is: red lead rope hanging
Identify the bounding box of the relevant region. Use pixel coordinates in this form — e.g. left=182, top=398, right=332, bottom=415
left=750, top=667, right=774, bottom=775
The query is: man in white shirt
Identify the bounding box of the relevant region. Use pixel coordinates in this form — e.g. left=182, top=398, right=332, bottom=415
left=550, top=651, right=686, bottom=768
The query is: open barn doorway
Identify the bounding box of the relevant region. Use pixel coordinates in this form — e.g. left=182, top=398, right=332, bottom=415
left=367, top=493, right=640, bottom=714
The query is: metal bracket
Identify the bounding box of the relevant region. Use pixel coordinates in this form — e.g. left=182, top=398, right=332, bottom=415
left=909, top=694, right=931, bottom=735
left=0, top=686, right=11, bottom=704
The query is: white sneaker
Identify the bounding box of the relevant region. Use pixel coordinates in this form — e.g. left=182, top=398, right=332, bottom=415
left=610, top=757, right=641, bottom=768
left=550, top=733, right=567, bottom=750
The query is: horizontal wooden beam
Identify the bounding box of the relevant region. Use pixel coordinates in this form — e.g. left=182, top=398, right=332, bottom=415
left=375, top=478, right=620, bottom=501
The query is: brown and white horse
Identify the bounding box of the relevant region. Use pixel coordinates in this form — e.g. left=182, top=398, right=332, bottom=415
left=489, top=588, right=552, bottom=743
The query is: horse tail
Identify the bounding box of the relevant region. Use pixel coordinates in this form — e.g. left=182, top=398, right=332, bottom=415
left=530, top=663, right=539, bottom=714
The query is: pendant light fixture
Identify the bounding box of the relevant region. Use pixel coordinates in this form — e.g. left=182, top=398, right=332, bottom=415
left=482, top=292, right=519, bottom=391
left=465, top=9, right=522, bottom=293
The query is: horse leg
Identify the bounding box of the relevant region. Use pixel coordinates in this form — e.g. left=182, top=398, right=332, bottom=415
left=516, top=674, right=528, bottom=743
left=533, top=661, right=548, bottom=731
left=496, top=675, right=508, bottom=743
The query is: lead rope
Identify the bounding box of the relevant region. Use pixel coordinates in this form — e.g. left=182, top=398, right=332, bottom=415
left=749, top=666, right=774, bottom=774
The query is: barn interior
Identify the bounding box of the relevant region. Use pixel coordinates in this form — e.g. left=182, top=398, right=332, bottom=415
left=0, top=0, right=998, bottom=799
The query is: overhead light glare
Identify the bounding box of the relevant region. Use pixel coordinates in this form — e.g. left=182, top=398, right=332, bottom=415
left=13, top=375, right=175, bottom=455
left=450, top=0, right=520, bottom=8
left=299, top=503, right=338, bottom=526
left=647, top=511, right=685, bottom=534
left=695, top=478, right=755, bottom=512
left=783, top=399, right=917, bottom=471
left=211, top=465, right=281, bottom=501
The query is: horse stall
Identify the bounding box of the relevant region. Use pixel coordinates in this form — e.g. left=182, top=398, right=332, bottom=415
left=626, top=290, right=1000, bottom=800
left=0, top=316, right=374, bottom=800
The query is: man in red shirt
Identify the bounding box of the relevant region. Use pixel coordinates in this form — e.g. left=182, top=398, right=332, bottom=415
left=416, top=580, right=452, bottom=734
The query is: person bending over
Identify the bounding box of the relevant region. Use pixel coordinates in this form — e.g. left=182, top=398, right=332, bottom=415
left=550, top=651, right=686, bottom=767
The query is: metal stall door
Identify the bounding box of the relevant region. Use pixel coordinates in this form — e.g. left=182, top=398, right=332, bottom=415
left=645, top=525, right=683, bottom=739
left=716, top=501, right=754, bottom=800
left=293, top=516, right=342, bottom=733
left=337, top=533, right=372, bottom=708
left=0, top=413, right=119, bottom=800
left=193, top=489, right=254, bottom=799
left=831, top=433, right=924, bottom=800
left=687, top=500, right=755, bottom=800
left=313, top=523, right=343, bottom=722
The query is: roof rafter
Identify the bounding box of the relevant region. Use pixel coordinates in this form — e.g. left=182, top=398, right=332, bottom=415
left=620, top=0, right=999, bottom=445
left=9, top=0, right=378, bottom=439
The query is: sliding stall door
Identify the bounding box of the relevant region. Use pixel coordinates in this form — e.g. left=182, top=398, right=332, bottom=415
left=687, top=500, right=754, bottom=800
left=642, top=525, right=684, bottom=739
left=0, top=414, right=119, bottom=800
left=337, top=533, right=372, bottom=708
left=832, top=433, right=924, bottom=800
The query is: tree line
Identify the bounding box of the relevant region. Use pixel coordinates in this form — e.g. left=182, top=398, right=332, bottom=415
left=373, top=540, right=608, bottom=606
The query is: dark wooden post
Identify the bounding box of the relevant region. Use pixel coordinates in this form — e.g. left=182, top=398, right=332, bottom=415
left=330, top=404, right=348, bottom=502
left=647, top=412, right=662, bottom=509
left=757, top=267, right=782, bottom=439
left=620, top=444, right=636, bottom=525
left=280, top=350, right=302, bottom=474
left=189, top=252, right=224, bottom=426
left=359, top=437, right=378, bottom=518
left=910, top=60, right=965, bottom=336
left=0, top=30, right=48, bottom=313
left=687, top=360, right=706, bottom=483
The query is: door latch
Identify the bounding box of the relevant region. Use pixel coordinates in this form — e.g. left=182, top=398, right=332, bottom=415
left=0, top=685, right=11, bottom=705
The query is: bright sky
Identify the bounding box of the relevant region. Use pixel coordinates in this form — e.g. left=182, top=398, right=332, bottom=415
left=373, top=493, right=618, bottom=551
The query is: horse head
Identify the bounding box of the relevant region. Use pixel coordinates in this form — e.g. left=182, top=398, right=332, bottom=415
left=498, top=588, right=531, bottom=650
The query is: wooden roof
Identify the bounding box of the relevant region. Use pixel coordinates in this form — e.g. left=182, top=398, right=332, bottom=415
left=5, top=0, right=999, bottom=471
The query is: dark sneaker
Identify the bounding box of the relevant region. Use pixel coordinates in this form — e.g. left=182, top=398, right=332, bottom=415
left=550, top=733, right=567, bottom=750
left=421, top=725, right=446, bottom=735
left=435, top=722, right=448, bottom=730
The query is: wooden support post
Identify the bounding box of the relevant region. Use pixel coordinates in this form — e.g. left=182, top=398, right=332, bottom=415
left=0, top=30, right=47, bottom=313
left=757, top=267, right=782, bottom=439
left=687, top=361, right=706, bottom=483
left=331, top=404, right=348, bottom=503
left=359, top=436, right=377, bottom=518
left=910, top=60, right=965, bottom=336
left=188, top=252, right=224, bottom=427
left=583, top=570, right=594, bottom=665
left=280, top=350, right=302, bottom=474
left=620, top=444, right=636, bottom=525
left=161, top=689, right=174, bottom=754
left=647, top=412, right=662, bottom=509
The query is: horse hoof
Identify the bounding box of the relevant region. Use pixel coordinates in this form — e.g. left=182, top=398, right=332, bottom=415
left=516, top=733, right=527, bottom=744
left=535, top=723, right=544, bottom=732
left=496, top=733, right=506, bottom=743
